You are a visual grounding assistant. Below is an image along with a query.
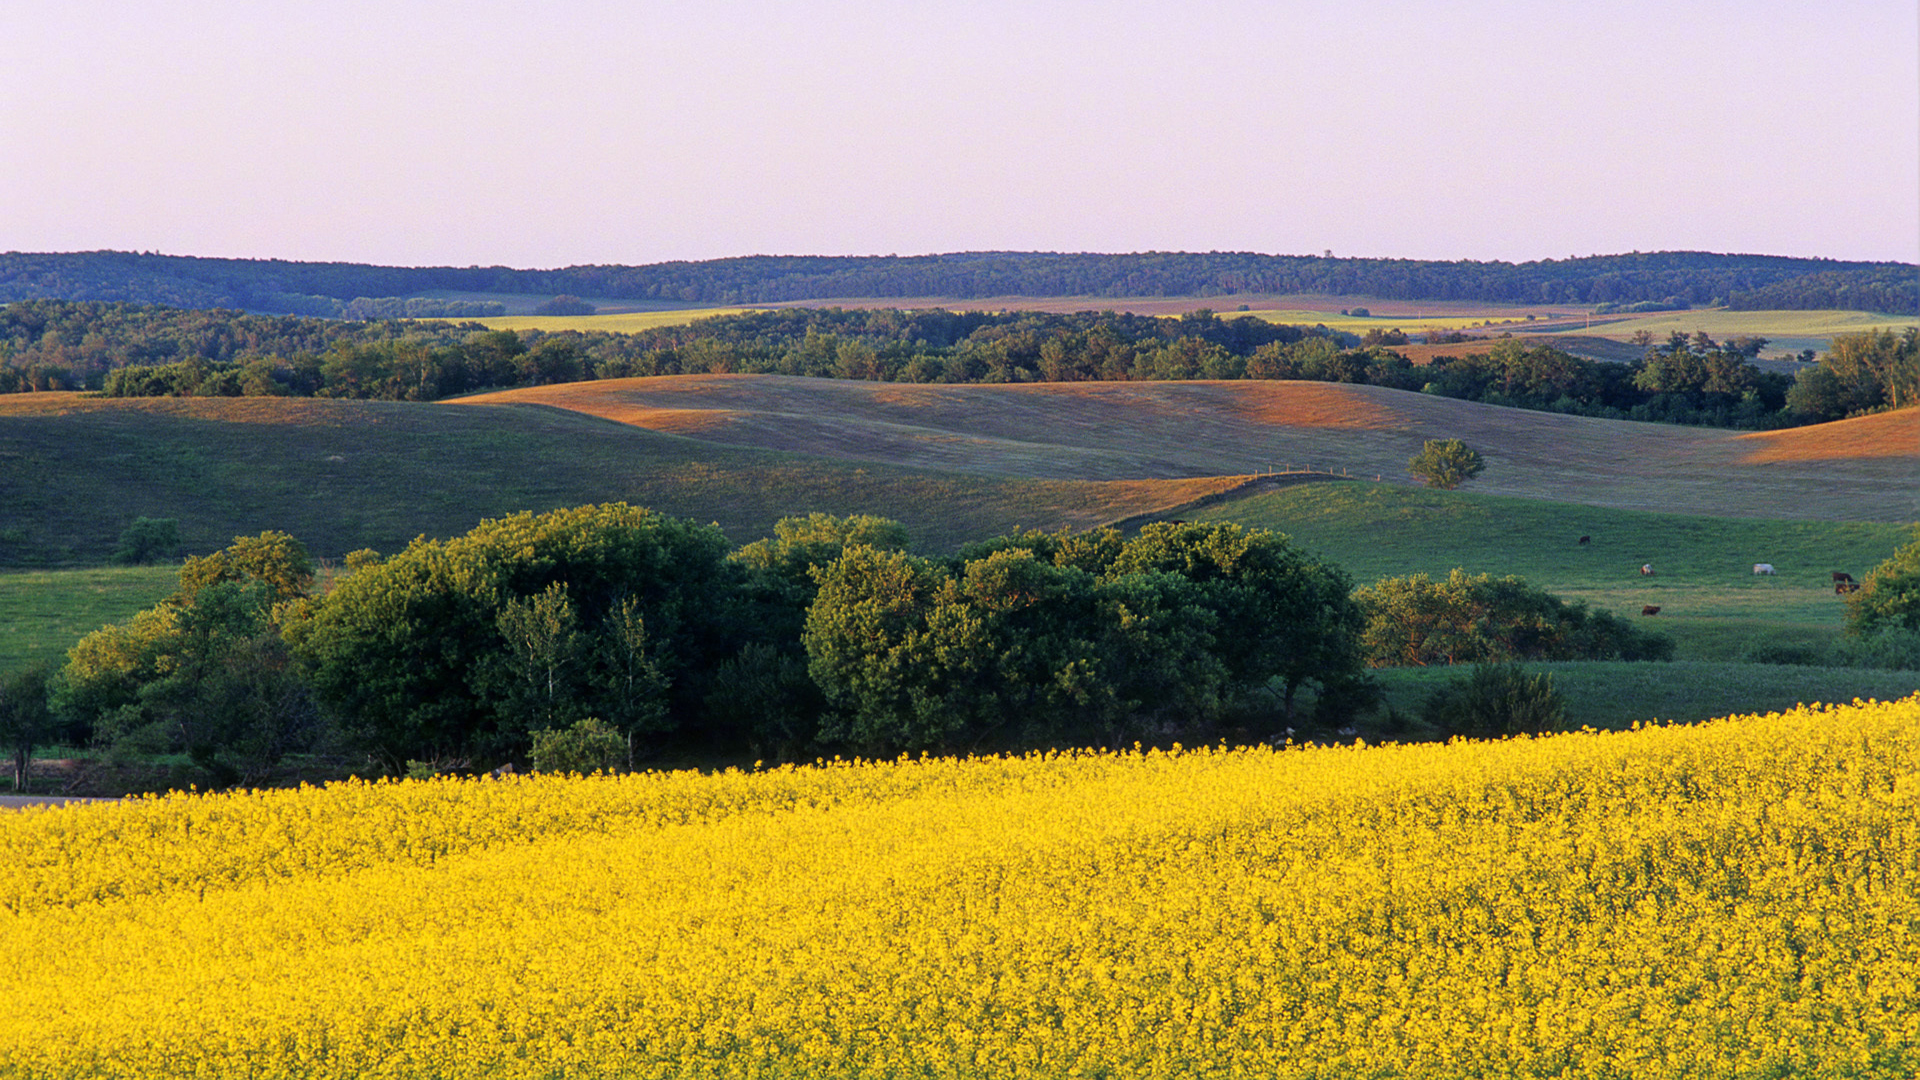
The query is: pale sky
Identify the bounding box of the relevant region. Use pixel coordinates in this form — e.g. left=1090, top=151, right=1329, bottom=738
left=5, top=0, right=1916, bottom=270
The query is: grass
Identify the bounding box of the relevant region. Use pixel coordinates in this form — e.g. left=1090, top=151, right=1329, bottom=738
left=0, top=566, right=178, bottom=672
left=1192, top=482, right=1913, bottom=661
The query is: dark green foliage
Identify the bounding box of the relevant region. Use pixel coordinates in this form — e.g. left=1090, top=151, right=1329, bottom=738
left=1422, top=663, right=1566, bottom=740
left=1407, top=440, right=1486, bottom=490
left=3, top=249, right=1910, bottom=314
left=1355, top=569, right=1672, bottom=668
left=803, top=522, right=1362, bottom=755
left=289, top=503, right=741, bottom=770
left=109, top=517, right=180, bottom=566
left=703, top=642, right=826, bottom=762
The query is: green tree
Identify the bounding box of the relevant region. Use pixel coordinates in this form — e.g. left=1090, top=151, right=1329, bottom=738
left=1107, top=522, right=1363, bottom=721
left=291, top=503, right=740, bottom=770
left=173, top=530, right=314, bottom=605
left=54, top=577, right=321, bottom=789
left=800, top=545, right=974, bottom=755
left=492, top=582, right=584, bottom=733
left=0, top=665, right=55, bottom=792
left=1407, top=439, right=1486, bottom=490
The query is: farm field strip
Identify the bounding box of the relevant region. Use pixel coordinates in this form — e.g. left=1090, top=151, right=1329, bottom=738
left=3, top=697, right=1917, bottom=1078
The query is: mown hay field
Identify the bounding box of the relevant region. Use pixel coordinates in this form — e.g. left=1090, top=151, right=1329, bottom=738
left=2, top=696, right=1916, bottom=1078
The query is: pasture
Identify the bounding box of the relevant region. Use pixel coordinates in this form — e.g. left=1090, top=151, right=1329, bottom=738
left=1188, top=483, right=1913, bottom=660
left=3, top=696, right=1916, bottom=1078
left=0, top=566, right=177, bottom=672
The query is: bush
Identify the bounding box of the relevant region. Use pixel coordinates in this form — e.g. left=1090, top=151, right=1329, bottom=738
left=1422, top=663, right=1565, bottom=739
left=110, top=518, right=180, bottom=566
left=1407, top=439, right=1486, bottom=490
left=533, top=295, right=596, bottom=316
left=1847, top=525, right=1920, bottom=637
left=529, top=717, right=627, bottom=774
left=1354, top=569, right=1670, bottom=668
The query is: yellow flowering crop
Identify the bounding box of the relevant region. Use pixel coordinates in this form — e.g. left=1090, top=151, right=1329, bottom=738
left=2, top=697, right=1918, bottom=1078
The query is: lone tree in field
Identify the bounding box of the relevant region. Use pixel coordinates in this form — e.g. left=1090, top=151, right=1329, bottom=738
left=1408, top=439, right=1486, bottom=490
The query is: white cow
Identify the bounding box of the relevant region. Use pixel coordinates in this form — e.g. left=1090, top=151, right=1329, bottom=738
left=1753, top=563, right=1776, bottom=575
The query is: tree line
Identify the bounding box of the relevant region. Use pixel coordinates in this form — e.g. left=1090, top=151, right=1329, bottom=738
left=6, top=300, right=1913, bottom=429
left=4, top=249, right=1913, bottom=314
left=4, top=507, right=1676, bottom=790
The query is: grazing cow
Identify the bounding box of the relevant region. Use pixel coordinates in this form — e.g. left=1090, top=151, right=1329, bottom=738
left=1836, top=581, right=1861, bottom=595
left=1641, top=564, right=1655, bottom=576
left=1833, top=571, right=1856, bottom=584
left=1577, top=535, right=1591, bottom=545
left=1641, top=605, right=1661, bottom=616
left=1754, top=563, right=1775, bottom=575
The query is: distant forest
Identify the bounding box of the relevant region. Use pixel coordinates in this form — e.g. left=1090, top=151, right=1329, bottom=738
left=5, top=300, right=1913, bottom=430
left=1, top=249, right=1914, bottom=315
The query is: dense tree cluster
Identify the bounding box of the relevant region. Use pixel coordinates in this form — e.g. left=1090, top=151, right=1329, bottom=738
left=3, top=301, right=1910, bottom=430
left=5, top=249, right=1913, bottom=313
left=15, top=507, right=1677, bottom=787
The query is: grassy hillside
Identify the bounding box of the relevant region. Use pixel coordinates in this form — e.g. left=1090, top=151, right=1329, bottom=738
left=461, top=376, right=1919, bottom=522
left=0, top=392, right=1242, bottom=565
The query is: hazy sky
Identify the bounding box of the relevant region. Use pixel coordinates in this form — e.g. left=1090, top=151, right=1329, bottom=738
left=6, top=0, right=1916, bottom=269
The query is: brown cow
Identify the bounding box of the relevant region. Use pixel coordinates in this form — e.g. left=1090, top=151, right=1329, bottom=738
left=1641, top=605, right=1661, bottom=616
left=1836, top=582, right=1861, bottom=595
left=1578, top=535, right=1591, bottom=545
left=1833, top=571, right=1856, bottom=584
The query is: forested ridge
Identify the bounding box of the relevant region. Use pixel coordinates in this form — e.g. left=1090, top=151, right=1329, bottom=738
left=3, top=249, right=1913, bottom=314
left=4, top=300, right=1914, bottom=428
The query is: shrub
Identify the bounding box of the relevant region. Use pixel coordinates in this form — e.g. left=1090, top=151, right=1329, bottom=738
left=109, top=517, right=180, bottom=566
left=1422, top=663, right=1565, bottom=739
left=529, top=717, right=627, bottom=774
left=1407, top=439, right=1486, bottom=490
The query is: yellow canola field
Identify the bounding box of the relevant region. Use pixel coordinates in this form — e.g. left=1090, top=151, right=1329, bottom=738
left=3, top=698, right=1919, bottom=1079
